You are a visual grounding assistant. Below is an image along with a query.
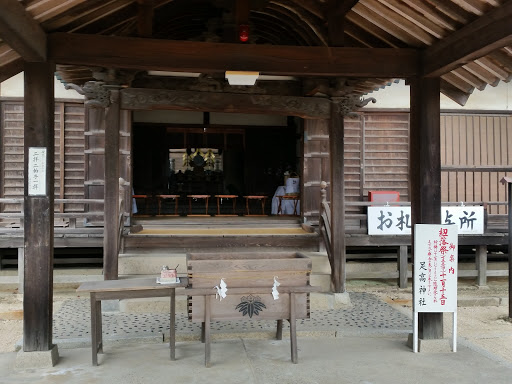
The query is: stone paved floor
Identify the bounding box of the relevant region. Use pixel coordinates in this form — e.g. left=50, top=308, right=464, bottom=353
left=53, top=292, right=412, bottom=343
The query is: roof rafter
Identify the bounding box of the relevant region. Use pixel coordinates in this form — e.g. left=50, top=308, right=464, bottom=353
left=48, top=32, right=420, bottom=77
left=0, top=0, right=47, bottom=62
left=0, top=57, right=24, bottom=82
left=423, top=0, right=512, bottom=77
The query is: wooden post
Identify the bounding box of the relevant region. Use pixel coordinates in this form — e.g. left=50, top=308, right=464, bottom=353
left=501, top=177, right=512, bottom=319
left=329, top=99, right=346, bottom=293
left=475, top=245, right=487, bottom=286
left=23, top=62, right=55, bottom=352
left=104, top=88, right=121, bottom=280
left=17, top=247, right=24, bottom=293
left=509, top=182, right=512, bottom=319
left=409, top=77, right=443, bottom=339
left=398, top=245, right=408, bottom=288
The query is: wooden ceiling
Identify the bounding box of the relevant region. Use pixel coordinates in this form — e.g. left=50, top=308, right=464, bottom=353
left=1, top=0, right=512, bottom=105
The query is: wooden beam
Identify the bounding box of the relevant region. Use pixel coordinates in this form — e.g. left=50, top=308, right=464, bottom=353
left=121, top=88, right=332, bottom=119
left=409, top=76, right=443, bottom=340
left=23, top=62, right=55, bottom=352
left=0, top=0, right=47, bottom=61
left=423, top=0, right=512, bottom=77
left=337, top=0, right=360, bottom=16
left=326, top=0, right=347, bottom=46
left=48, top=32, right=420, bottom=77
left=0, top=58, right=24, bottom=83
left=136, top=0, right=153, bottom=37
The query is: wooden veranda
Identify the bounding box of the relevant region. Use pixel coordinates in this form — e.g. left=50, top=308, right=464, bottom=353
left=1, top=0, right=512, bottom=359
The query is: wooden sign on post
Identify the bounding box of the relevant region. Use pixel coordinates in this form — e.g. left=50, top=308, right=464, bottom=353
left=413, top=224, right=458, bottom=353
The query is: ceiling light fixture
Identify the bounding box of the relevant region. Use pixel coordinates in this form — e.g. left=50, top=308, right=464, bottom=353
left=225, top=71, right=259, bottom=86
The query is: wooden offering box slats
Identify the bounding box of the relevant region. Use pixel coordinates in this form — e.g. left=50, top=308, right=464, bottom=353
left=187, top=252, right=312, bottom=322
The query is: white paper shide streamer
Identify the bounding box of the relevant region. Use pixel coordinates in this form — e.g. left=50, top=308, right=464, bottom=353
left=214, top=278, right=228, bottom=300
left=272, top=276, right=280, bottom=300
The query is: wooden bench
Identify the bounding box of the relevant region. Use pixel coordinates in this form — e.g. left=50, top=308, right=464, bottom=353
left=243, top=195, right=268, bottom=216
left=186, top=251, right=319, bottom=367
left=77, top=277, right=189, bottom=366
left=157, top=194, right=180, bottom=215
left=187, top=195, right=210, bottom=216
left=214, top=194, right=238, bottom=216
left=277, top=194, right=300, bottom=216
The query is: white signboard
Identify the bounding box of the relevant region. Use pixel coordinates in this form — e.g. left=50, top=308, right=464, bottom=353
left=413, top=224, right=458, bottom=353
left=368, top=206, right=484, bottom=235
left=28, top=147, right=47, bottom=196
left=367, top=206, right=412, bottom=235
left=440, top=206, right=484, bottom=234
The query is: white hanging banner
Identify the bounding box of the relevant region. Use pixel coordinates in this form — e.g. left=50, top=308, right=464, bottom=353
left=368, top=206, right=484, bottom=235
left=413, top=224, right=458, bottom=353
left=28, top=147, right=47, bottom=196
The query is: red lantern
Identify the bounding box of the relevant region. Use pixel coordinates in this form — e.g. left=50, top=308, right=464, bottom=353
left=239, top=24, right=249, bottom=42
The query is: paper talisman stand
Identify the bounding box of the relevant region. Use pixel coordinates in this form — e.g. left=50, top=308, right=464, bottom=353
left=413, top=224, right=458, bottom=353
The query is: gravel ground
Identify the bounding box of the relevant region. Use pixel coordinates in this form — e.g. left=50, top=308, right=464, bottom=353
left=0, top=279, right=510, bottom=362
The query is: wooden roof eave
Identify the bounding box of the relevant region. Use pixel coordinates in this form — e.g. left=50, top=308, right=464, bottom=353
left=422, top=1, right=512, bottom=78
left=0, top=0, right=47, bottom=62
left=0, top=57, right=24, bottom=83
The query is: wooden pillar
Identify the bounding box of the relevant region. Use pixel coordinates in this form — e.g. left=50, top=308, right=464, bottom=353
left=329, top=100, right=346, bottom=293
left=475, top=244, right=487, bottom=286
left=23, top=62, right=55, bottom=351
left=409, top=77, right=443, bottom=339
left=103, top=88, right=121, bottom=280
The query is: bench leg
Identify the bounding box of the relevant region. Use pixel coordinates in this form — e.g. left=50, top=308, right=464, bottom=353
left=276, top=319, right=283, bottom=340
left=90, top=293, right=103, bottom=366
left=170, top=288, right=176, bottom=361
left=289, top=293, right=298, bottom=364
left=204, top=296, right=211, bottom=368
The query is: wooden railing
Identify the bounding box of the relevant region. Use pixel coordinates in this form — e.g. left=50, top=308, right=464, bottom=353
left=0, top=198, right=105, bottom=233
left=118, top=182, right=126, bottom=254
left=318, top=181, right=334, bottom=287
left=318, top=183, right=510, bottom=288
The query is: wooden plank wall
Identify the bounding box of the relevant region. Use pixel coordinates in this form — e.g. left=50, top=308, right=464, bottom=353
left=58, top=103, right=85, bottom=211
left=345, top=114, right=363, bottom=203
left=302, top=119, right=330, bottom=223
left=441, top=113, right=512, bottom=214
left=0, top=99, right=86, bottom=212
left=303, top=112, right=410, bottom=223
left=362, top=112, right=410, bottom=201
left=0, top=101, right=24, bottom=211
left=2, top=102, right=510, bottom=221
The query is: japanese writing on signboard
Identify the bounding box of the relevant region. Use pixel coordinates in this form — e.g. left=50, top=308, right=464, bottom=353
left=414, top=224, right=458, bottom=312
left=28, top=147, right=47, bottom=196
left=367, top=206, right=484, bottom=235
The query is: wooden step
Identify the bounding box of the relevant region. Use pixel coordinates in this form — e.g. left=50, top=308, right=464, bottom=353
left=123, top=233, right=319, bottom=251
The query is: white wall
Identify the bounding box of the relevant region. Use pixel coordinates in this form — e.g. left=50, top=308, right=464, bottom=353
left=1, top=72, right=83, bottom=99
left=366, top=79, right=512, bottom=111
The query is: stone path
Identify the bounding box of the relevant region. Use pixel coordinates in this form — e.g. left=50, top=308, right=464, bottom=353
left=53, top=292, right=412, bottom=345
